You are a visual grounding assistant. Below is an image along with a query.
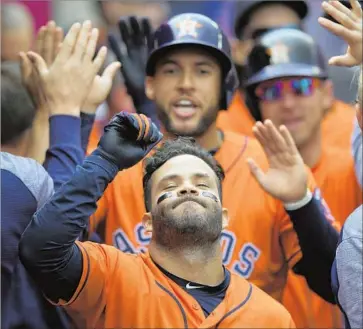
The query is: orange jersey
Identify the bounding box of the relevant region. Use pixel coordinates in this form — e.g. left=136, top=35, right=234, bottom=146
left=217, top=92, right=356, bottom=151
left=282, top=146, right=362, bottom=329
left=217, top=92, right=255, bottom=136
left=58, top=243, right=295, bottom=328
left=91, top=131, right=339, bottom=302
left=321, top=100, right=356, bottom=151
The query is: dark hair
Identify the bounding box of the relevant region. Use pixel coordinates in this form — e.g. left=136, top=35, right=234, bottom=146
left=1, top=61, right=35, bottom=145
left=143, top=137, right=225, bottom=211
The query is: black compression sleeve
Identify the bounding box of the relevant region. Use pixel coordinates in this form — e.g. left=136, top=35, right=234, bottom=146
left=287, top=197, right=339, bottom=303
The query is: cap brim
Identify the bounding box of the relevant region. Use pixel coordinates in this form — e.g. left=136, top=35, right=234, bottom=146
left=245, top=63, right=327, bottom=87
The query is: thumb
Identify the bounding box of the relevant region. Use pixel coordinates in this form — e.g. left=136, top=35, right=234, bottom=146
left=328, top=54, right=357, bottom=67
left=19, top=52, right=32, bottom=81
left=26, top=51, right=48, bottom=75
left=102, top=61, right=121, bottom=81
left=247, top=158, right=266, bottom=188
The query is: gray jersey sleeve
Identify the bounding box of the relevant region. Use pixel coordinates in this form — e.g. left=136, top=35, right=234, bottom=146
left=1, top=152, right=54, bottom=209
left=352, top=119, right=362, bottom=187
left=336, top=206, right=363, bottom=329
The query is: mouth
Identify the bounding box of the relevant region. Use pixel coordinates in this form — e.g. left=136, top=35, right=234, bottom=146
left=172, top=99, right=198, bottom=120
left=282, top=118, right=304, bottom=130
left=171, top=196, right=206, bottom=209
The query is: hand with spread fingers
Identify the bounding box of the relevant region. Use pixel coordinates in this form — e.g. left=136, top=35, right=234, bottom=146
left=82, top=61, right=121, bottom=114
left=108, top=16, right=153, bottom=108
left=247, top=120, right=308, bottom=203
left=319, top=0, right=362, bottom=66
left=20, top=21, right=64, bottom=112
left=20, top=21, right=109, bottom=117
left=97, top=112, right=163, bottom=170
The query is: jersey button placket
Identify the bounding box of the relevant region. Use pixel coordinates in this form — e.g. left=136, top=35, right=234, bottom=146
left=192, top=303, right=199, bottom=310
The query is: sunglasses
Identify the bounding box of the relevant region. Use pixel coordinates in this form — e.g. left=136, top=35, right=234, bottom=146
left=255, top=78, right=322, bottom=101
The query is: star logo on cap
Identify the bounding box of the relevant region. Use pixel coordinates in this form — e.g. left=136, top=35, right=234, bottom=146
left=176, top=18, right=202, bottom=38
left=266, top=42, right=290, bottom=64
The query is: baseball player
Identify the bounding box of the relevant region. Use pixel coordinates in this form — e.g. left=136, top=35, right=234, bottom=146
left=217, top=0, right=357, bottom=156
left=320, top=0, right=363, bottom=327
left=243, top=25, right=362, bottom=328
left=19, top=112, right=296, bottom=328
left=89, top=13, right=340, bottom=305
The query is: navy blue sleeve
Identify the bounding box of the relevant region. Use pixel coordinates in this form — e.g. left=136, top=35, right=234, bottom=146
left=43, top=115, right=84, bottom=189
left=19, top=151, right=118, bottom=302
left=288, top=197, right=339, bottom=304
left=80, top=112, right=96, bottom=154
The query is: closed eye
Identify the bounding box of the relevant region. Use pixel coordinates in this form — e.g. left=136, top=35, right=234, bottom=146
left=165, top=185, right=177, bottom=191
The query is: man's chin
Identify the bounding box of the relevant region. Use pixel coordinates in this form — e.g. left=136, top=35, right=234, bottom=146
left=168, top=124, right=202, bottom=137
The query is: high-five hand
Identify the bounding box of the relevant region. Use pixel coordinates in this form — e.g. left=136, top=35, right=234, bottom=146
left=21, top=21, right=109, bottom=117
left=247, top=120, right=308, bottom=203
left=108, top=16, right=152, bottom=108
left=319, top=0, right=362, bottom=66
left=97, top=112, right=163, bottom=170
left=20, top=21, right=63, bottom=112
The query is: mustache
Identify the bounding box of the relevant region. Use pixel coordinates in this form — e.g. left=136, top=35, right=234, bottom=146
left=170, top=195, right=207, bottom=210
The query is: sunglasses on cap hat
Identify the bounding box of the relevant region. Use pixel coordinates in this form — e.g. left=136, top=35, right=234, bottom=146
left=255, top=77, right=322, bottom=101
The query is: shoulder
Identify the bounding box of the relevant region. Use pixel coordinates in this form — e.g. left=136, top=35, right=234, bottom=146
left=220, top=131, right=268, bottom=167
left=341, top=206, right=363, bottom=241
left=230, top=274, right=292, bottom=317
left=1, top=152, right=54, bottom=209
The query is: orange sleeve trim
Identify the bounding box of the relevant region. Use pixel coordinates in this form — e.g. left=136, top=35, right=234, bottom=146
left=47, top=242, right=91, bottom=306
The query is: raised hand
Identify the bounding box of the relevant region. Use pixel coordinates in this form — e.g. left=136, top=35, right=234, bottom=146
left=247, top=120, right=308, bottom=203
left=319, top=0, right=362, bottom=66
left=20, top=21, right=63, bottom=112
left=21, top=21, right=108, bottom=117
left=82, top=61, right=121, bottom=114
left=108, top=16, right=153, bottom=108
left=97, top=112, right=163, bottom=169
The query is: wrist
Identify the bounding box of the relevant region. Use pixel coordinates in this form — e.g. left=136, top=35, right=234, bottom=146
left=284, top=189, right=313, bottom=211
left=81, top=105, right=99, bottom=115
left=93, top=148, right=122, bottom=171
left=49, top=106, right=81, bottom=117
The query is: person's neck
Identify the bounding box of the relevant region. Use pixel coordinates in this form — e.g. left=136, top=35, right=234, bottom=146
left=149, top=241, right=225, bottom=286
left=298, top=128, right=322, bottom=168
left=164, top=122, right=222, bottom=152
left=1, top=141, right=27, bottom=157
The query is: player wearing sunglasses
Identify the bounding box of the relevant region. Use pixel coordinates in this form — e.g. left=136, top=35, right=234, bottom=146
left=244, top=27, right=362, bottom=329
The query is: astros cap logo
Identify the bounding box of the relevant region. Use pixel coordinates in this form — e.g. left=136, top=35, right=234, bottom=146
left=266, top=42, right=290, bottom=64
left=176, top=17, right=203, bottom=38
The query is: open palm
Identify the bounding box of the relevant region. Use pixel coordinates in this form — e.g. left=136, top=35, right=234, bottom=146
left=319, top=0, right=362, bottom=66
left=83, top=62, right=121, bottom=113
left=247, top=120, right=308, bottom=203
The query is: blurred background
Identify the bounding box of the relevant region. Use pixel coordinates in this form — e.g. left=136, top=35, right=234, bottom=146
left=1, top=0, right=359, bottom=113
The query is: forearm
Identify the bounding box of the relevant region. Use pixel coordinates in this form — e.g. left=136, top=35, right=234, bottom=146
left=287, top=197, right=339, bottom=303
left=80, top=112, right=96, bottom=155
left=26, top=110, right=49, bottom=164
left=19, top=151, right=119, bottom=301
left=43, top=115, right=84, bottom=189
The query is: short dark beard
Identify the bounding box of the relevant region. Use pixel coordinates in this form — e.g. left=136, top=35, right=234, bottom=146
left=156, top=103, right=219, bottom=137
left=151, top=198, right=223, bottom=251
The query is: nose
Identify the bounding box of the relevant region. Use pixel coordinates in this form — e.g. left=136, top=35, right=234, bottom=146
left=280, top=92, right=296, bottom=109
left=177, top=71, right=194, bottom=92
left=177, top=184, right=199, bottom=197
